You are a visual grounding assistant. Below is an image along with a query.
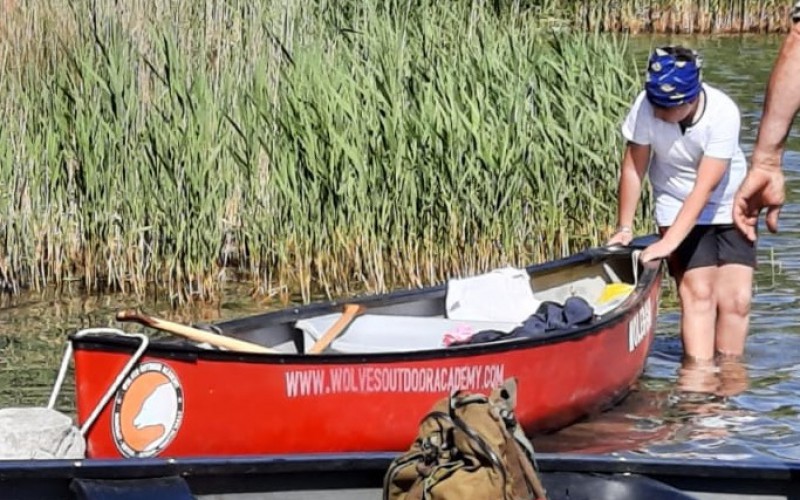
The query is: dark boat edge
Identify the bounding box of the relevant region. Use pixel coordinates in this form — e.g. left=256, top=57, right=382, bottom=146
left=0, top=452, right=797, bottom=499
left=1, top=451, right=797, bottom=480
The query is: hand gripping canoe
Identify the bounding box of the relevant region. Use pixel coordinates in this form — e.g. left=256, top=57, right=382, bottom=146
left=116, top=310, right=276, bottom=354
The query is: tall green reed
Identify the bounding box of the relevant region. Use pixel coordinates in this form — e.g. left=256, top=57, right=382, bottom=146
left=0, top=0, right=641, bottom=304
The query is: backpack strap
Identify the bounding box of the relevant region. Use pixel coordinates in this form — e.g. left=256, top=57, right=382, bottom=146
left=448, top=404, right=504, bottom=471
left=383, top=410, right=453, bottom=500
left=383, top=451, right=425, bottom=500
left=489, top=380, right=549, bottom=500
left=447, top=392, right=512, bottom=500
left=509, top=429, right=548, bottom=500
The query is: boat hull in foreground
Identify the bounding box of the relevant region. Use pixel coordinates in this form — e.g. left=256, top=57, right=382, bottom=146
left=0, top=453, right=796, bottom=500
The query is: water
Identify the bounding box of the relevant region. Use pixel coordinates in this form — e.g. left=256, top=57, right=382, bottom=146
left=1, top=34, right=799, bottom=462
left=537, top=34, right=800, bottom=461
left=0, top=288, right=271, bottom=412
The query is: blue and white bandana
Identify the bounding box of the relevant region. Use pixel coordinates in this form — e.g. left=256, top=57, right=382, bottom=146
left=645, top=46, right=703, bottom=108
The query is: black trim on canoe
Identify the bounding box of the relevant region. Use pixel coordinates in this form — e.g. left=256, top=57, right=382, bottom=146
left=1, top=451, right=796, bottom=499
left=0, top=452, right=797, bottom=486
left=69, top=239, right=663, bottom=364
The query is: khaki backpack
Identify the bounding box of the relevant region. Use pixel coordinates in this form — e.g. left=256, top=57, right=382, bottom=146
left=383, top=378, right=548, bottom=500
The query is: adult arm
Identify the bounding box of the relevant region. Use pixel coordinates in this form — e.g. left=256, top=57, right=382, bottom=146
left=753, top=21, right=800, bottom=166
left=732, top=21, right=799, bottom=239
left=607, top=142, right=650, bottom=246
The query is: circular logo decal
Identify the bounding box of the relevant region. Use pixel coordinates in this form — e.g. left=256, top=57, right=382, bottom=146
left=111, top=361, right=184, bottom=458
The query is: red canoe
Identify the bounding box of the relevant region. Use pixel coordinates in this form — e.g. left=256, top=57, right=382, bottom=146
left=68, top=244, right=662, bottom=459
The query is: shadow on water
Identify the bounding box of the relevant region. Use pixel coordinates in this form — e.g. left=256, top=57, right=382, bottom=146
left=2, top=35, right=800, bottom=463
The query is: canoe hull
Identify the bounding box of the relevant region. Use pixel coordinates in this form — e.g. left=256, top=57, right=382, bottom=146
left=73, top=288, right=659, bottom=458
left=71, top=247, right=662, bottom=459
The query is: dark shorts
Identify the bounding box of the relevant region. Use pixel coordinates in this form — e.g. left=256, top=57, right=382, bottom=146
left=664, top=224, right=756, bottom=277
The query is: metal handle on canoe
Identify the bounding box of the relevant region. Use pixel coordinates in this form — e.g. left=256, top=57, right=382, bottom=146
left=116, top=310, right=276, bottom=354
left=49, top=328, right=150, bottom=436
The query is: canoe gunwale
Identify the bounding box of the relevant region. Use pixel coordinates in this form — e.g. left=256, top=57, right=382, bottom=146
left=0, top=452, right=796, bottom=482
left=1, top=453, right=796, bottom=500
left=68, top=249, right=662, bottom=363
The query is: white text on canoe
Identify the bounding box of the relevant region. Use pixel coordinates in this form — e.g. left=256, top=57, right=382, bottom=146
left=284, top=364, right=506, bottom=398
left=628, top=297, right=653, bottom=352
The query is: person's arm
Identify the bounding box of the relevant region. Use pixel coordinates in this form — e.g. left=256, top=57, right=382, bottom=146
left=608, top=142, right=650, bottom=246
left=732, top=18, right=798, bottom=240
left=643, top=95, right=743, bottom=262
left=752, top=21, right=800, bottom=170
left=640, top=156, right=728, bottom=261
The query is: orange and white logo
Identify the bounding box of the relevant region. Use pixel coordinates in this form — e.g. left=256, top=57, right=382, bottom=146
left=111, top=361, right=184, bottom=458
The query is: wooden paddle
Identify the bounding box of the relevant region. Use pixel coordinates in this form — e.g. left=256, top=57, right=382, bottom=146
left=308, top=303, right=366, bottom=354
left=116, top=310, right=276, bottom=354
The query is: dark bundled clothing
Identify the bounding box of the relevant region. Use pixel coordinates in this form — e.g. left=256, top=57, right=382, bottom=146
left=450, top=297, right=594, bottom=346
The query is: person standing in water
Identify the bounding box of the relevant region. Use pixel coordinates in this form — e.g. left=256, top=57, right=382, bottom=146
left=608, top=46, right=755, bottom=361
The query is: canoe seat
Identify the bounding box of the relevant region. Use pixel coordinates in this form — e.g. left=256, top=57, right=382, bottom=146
left=295, top=314, right=520, bottom=353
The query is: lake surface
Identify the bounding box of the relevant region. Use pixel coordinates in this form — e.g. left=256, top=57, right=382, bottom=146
left=539, top=34, right=800, bottom=461
left=1, top=34, right=799, bottom=462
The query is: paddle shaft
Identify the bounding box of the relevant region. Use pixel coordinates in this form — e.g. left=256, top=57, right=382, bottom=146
left=308, top=304, right=365, bottom=354
left=116, top=310, right=276, bottom=354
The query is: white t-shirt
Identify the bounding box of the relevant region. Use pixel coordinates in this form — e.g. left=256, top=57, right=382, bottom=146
left=621, top=83, right=747, bottom=226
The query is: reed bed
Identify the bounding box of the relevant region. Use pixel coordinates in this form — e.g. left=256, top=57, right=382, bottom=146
left=540, top=0, right=795, bottom=33
left=0, top=0, right=640, bottom=304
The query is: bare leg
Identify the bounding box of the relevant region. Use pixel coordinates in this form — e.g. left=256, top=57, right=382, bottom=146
left=676, top=266, right=718, bottom=361
left=714, top=263, right=753, bottom=357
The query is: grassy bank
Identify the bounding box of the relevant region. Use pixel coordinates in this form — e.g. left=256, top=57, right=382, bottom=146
left=0, top=0, right=640, bottom=304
